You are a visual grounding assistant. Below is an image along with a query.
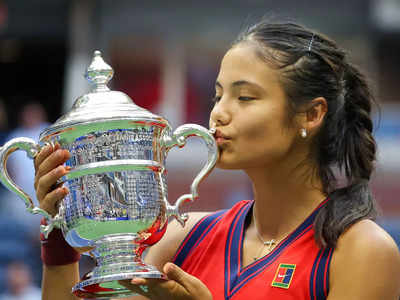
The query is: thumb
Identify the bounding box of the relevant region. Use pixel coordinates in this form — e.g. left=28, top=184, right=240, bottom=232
left=164, top=262, right=212, bottom=300
left=163, top=262, right=188, bottom=285
left=163, top=262, right=200, bottom=291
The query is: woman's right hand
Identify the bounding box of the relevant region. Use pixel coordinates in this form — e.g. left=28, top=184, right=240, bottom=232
left=34, top=143, right=71, bottom=216
left=35, top=144, right=82, bottom=300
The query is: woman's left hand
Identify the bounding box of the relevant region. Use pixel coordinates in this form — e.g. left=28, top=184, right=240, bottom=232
left=119, top=262, right=212, bottom=300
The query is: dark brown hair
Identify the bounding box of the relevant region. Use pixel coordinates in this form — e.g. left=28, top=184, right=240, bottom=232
left=234, top=21, right=377, bottom=248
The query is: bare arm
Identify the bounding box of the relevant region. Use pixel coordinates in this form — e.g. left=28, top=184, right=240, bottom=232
left=42, top=263, right=80, bottom=300
left=328, top=219, right=400, bottom=300
left=144, top=212, right=209, bottom=270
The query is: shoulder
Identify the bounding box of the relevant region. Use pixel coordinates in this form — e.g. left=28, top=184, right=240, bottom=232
left=144, top=211, right=211, bottom=270
left=328, top=219, right=400, bottom=299
left=332, top=219, right=400, bottom=266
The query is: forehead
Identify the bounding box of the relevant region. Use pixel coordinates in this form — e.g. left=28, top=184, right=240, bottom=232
left=217, top=43, right=281, bottom=88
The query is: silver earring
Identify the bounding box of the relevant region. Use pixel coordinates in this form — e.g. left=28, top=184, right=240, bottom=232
left=300, top=128, right=307, bottom=138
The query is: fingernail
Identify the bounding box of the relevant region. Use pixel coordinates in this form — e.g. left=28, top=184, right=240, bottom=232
left=165, top=262, right=175, bottom=273
left=131, top=277, right=145, bottom=284
left=65, top=166, right=71, bottom=171
left=55, top=149, right=63, bottom=158
left=41, top=145, right=50, bottom=153
left=55, top=165, right=64, bottom=175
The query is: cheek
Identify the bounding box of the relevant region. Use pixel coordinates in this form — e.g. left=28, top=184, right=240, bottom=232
left=236, top=115, right=295, bottom=161
left=237, top=110, right=280, bottom=144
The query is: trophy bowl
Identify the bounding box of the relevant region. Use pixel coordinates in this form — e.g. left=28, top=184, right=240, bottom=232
left=0, top=51, right=218, bottom=299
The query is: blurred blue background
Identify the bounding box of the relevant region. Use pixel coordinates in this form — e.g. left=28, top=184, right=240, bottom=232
left=0, top=0, right=399, bottom=298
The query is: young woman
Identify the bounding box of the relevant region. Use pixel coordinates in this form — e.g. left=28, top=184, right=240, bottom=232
left=35, top=21, right=400, bottom=300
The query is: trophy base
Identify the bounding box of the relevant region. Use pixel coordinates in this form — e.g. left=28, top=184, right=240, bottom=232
left=71, top=234, right=167, bottom=299
left=72, top=264, right=166, bottom=299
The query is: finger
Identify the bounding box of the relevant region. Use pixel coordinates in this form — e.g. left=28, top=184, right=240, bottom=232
left=130, top=277, right=168, bottom=291
left=35, top=149, right=70, bottom=186
left=118, top=279, right=150, bottom=297
left=34, top=142, right=61, bottom=170
left=36, top=165, right=69, bottom=201
left=36, top=148, right=70, bottom=178
left=34, top=144, right=53, bottom=171
left=163, top=263, right=190, bottom=288
left=129, top=276, right=185, bottom=300
left=163, top=263, right=208, bottom=296
left=39, top=186, right=69, bottom=216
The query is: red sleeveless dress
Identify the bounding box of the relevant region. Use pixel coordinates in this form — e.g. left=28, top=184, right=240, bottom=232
left=172, top=200, right=332, bottom=300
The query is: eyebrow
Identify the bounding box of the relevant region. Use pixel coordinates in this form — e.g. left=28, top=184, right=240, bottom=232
left=215, top=80, right=264, bottom=90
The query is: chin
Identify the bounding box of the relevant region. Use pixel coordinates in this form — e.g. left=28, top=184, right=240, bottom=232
left=215, top=159, right=243, bottom=170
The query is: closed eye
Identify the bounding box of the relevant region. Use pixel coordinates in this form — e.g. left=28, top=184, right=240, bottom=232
left=238, top=96, right=256, bottom=101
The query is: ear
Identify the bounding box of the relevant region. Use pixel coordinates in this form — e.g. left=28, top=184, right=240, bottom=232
left=301, top=97, right=328, bottom=135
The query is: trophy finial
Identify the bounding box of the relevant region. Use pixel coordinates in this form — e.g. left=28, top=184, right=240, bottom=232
left=85, top=50, right=114, bottom=92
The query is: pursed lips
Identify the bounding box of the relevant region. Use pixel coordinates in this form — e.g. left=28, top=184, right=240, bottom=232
left=214, top=129, right=232, bottom=145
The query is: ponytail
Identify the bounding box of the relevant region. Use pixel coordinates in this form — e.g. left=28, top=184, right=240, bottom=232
left=315, top=182, right=377, bottom=248
left=336, top=63, right=376, bottom=181
left=314, top=63, right=378, bottom=248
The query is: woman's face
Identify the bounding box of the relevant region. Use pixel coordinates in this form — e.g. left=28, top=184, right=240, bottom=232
left=210, top=43, right=302, bottom=170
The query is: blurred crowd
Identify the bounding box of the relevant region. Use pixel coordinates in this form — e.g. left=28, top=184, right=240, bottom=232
left=0, top=99, right=47, bottom=298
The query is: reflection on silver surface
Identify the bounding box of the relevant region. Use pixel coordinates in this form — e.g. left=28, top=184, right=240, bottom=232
left=0, top=50, right=218, bottom=299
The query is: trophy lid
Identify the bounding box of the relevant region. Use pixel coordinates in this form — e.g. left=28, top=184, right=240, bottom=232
left=40, top=50, right=168, bottom=139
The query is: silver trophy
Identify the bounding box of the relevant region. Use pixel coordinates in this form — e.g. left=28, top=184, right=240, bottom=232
left=0, top=51, right=218, bottom=299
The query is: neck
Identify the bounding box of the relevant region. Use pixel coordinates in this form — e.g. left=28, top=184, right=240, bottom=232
left=245, top=159, right=326, bottom=241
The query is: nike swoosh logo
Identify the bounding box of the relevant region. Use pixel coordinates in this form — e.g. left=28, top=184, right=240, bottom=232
left=277, top=274, right=287, bottom=278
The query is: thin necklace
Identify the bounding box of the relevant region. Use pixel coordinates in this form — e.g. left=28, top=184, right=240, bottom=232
left=252, top=207, right=277, bottom=261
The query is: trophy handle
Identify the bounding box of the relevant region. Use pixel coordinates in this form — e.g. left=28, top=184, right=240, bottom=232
left=163, top=124, right=218, bottom=226
left=0, top=137, right=61, bottom=237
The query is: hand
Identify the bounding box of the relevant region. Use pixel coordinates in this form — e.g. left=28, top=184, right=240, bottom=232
left=119, top=262, right=212, bottom=300
left=34, top=143, right=71, bottom=216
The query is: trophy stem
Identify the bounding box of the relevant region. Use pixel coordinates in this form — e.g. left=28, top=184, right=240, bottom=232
left=72, top=234, right=165, bottom=299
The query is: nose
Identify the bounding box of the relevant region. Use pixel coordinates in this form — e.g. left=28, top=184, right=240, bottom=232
left=210, top=99, right=231, bottom=127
